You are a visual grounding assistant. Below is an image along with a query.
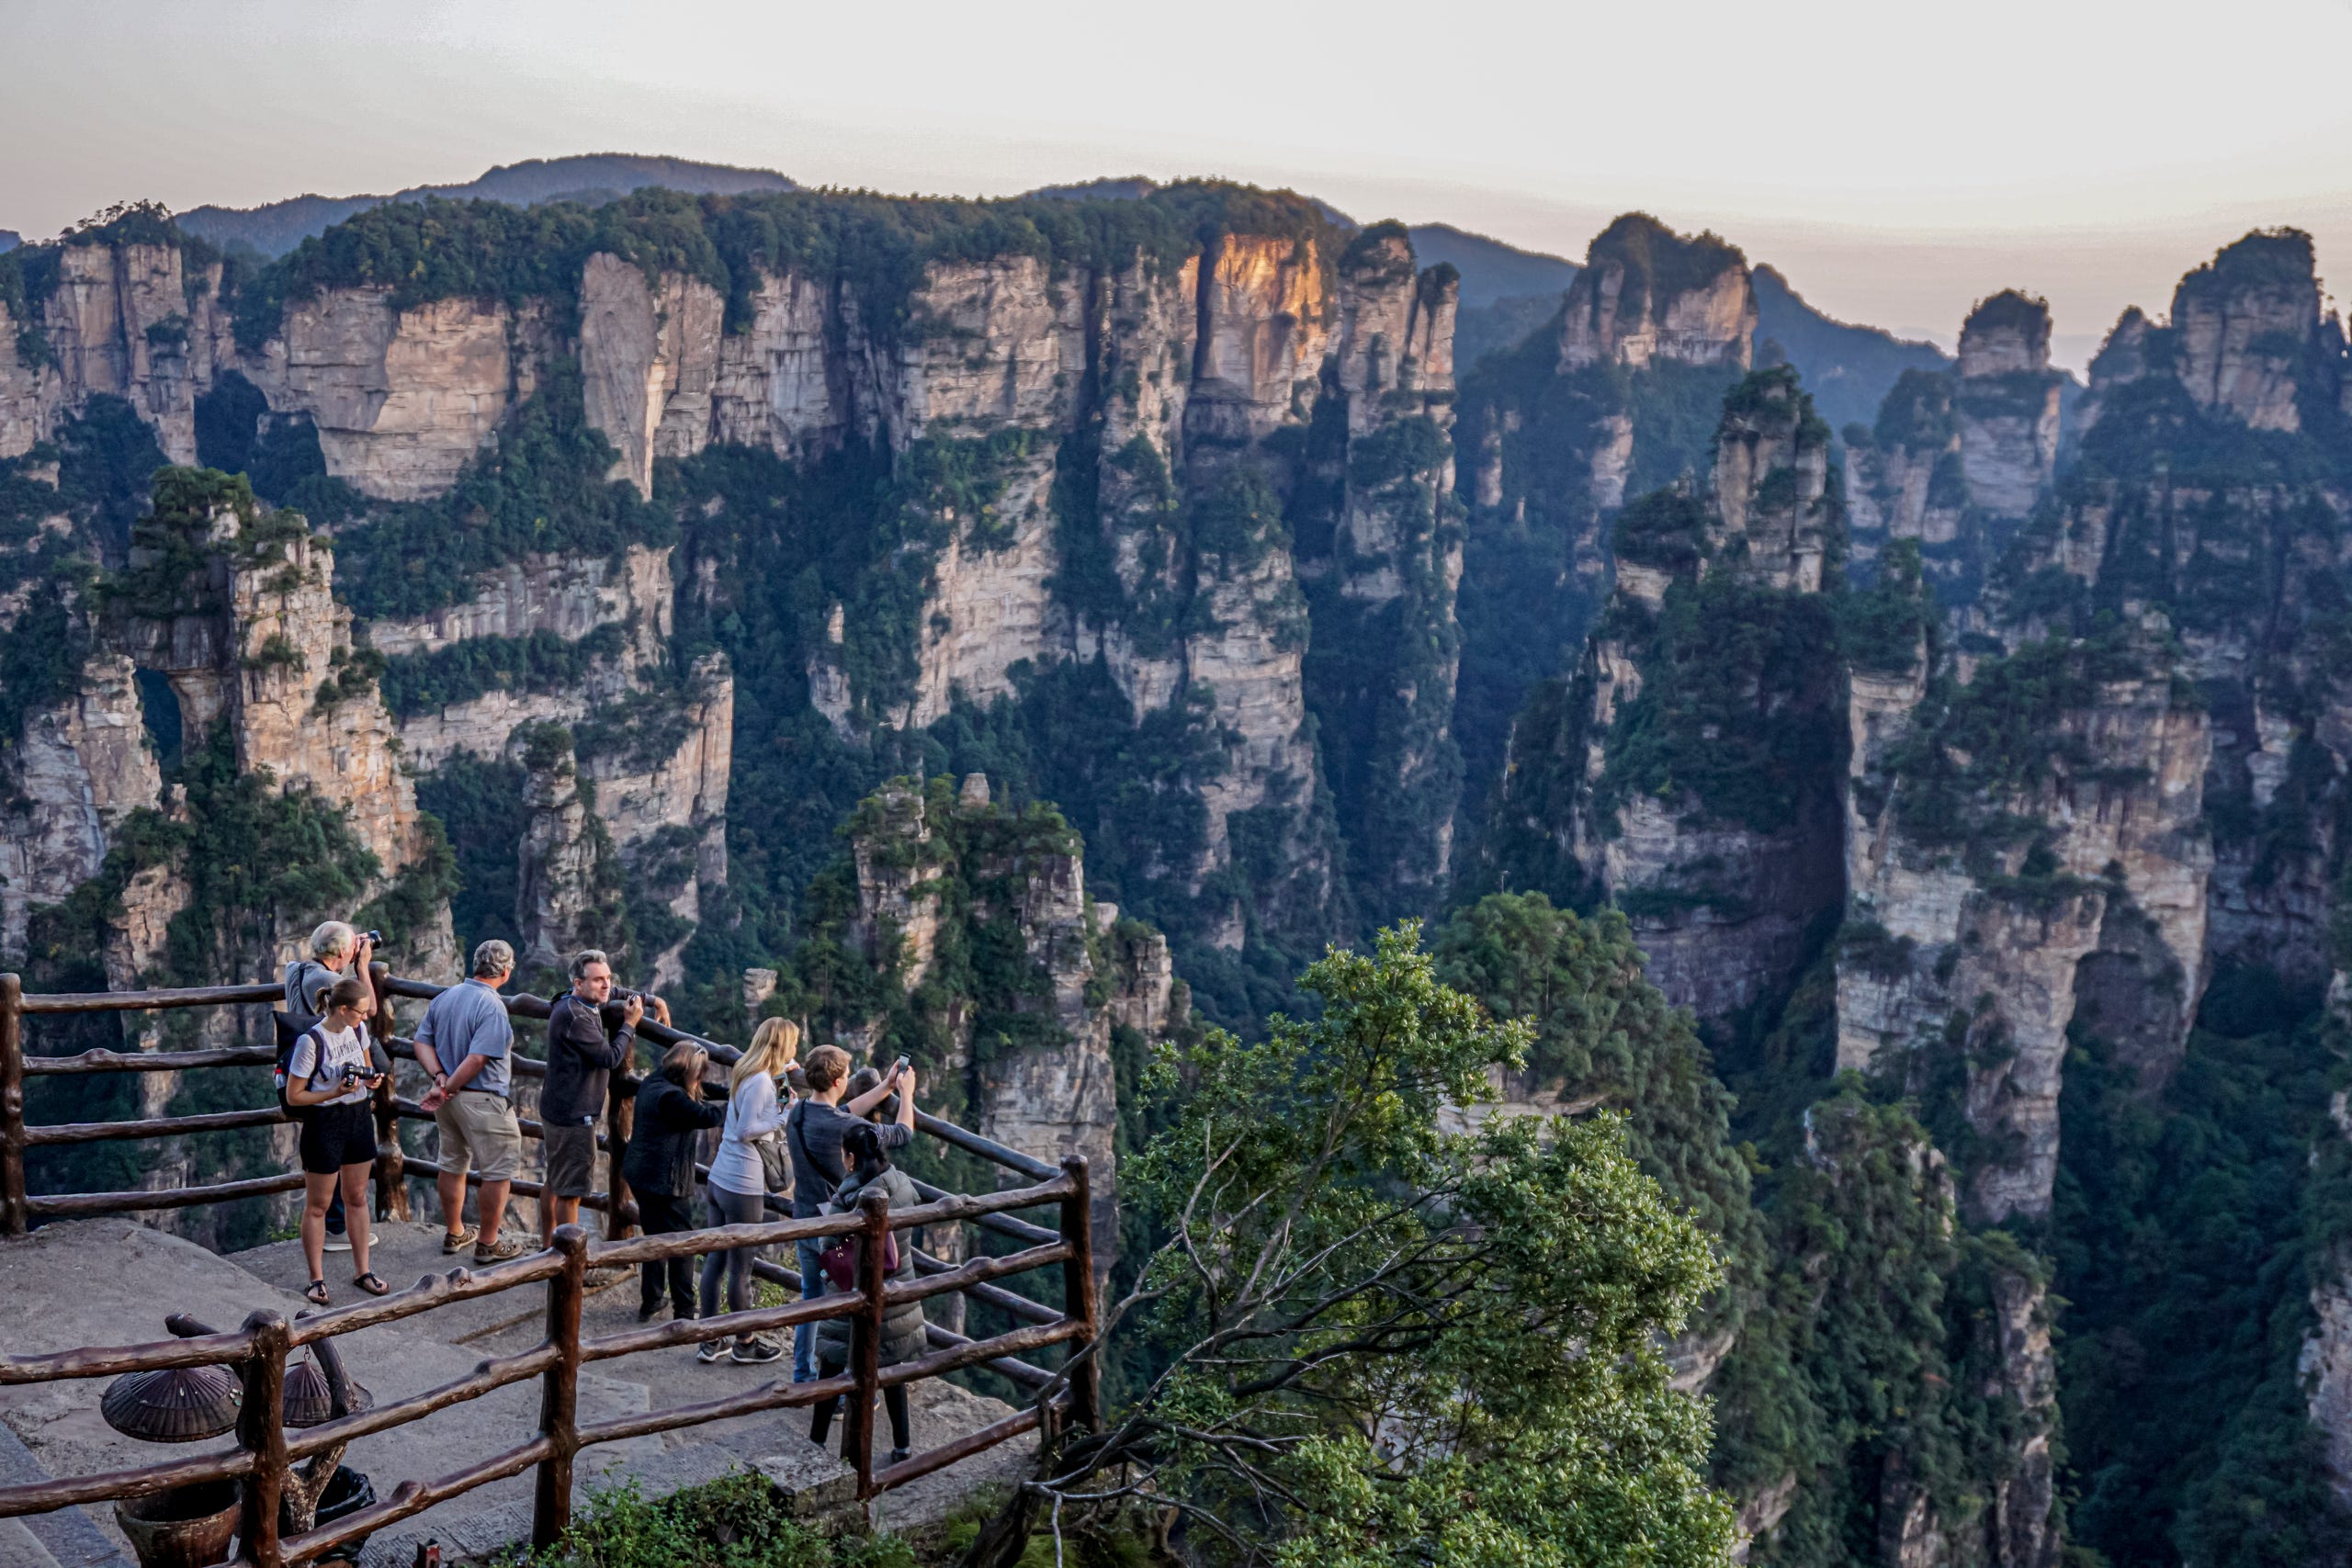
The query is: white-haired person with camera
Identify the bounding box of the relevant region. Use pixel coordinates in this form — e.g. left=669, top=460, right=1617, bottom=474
left=279, top=920, right=383, bottom=1253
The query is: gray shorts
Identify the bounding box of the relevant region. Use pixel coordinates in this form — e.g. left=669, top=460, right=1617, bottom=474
left=542, top=1122, right=597, bottom=1198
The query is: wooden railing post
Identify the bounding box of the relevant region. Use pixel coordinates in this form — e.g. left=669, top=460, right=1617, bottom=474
left=849, top=1189, right=890, bottom=1498
left=235, top=1310, right=290, bottom=1568
left=603, top=1066, right=639, bottom=1240
left=366, top=961, right=408, bottom=1223
left=532, top=1224, right=588, bottom=1550
left=1059, top=1156, right=1101, bottom=1431
left=0, top=974, right=25, bottom=1236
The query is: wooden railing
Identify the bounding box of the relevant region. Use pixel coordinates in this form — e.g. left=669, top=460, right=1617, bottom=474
left=0, top=970, right=1102, bottom=1564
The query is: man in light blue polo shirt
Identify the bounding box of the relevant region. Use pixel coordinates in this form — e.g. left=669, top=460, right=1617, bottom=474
left=416, top=940, right=526, bottom=1263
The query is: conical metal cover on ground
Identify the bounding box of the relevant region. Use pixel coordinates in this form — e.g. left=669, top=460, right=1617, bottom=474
left=98, top=1365, right=242, bottom=1442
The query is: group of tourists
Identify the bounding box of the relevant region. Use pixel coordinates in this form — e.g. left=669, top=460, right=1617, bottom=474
left=273, top=931, right=929, bottom=1463
left=620, top=1014, right=925, bottom=1462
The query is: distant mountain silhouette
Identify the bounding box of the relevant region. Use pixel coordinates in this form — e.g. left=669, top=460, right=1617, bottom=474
left=1403, top=224, right=1579, bottom=309
left=176, top=153, right=797, bottom=257
left=1750, top=264, right=1951, bottom=435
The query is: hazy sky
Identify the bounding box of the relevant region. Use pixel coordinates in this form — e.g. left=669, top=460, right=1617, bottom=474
left=9, top=0, right=2352, bottom=370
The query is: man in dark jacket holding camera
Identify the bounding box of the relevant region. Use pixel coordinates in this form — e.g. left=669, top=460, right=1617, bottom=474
left=538, top=949, right=666, bottom=1242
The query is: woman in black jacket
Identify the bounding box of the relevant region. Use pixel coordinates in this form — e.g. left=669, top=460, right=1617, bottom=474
left=619, top=1040, right=725, bottom=1323
left=808, top=1122, right=926, bottom=1463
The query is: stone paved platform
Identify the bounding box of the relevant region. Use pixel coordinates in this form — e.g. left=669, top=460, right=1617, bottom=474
left=1, top=1218, right=1039, bottom=1562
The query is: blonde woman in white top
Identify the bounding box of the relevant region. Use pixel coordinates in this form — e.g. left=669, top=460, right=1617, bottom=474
left=697, top=1018, right=799, bottom=1363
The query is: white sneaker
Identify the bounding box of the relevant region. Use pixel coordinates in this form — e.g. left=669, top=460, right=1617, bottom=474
left=323, top=1235, right=353, bottom=1253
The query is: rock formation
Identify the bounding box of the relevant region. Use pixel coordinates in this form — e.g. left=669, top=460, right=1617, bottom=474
left=822, top=773, right=1190, bottom=1269
left=1498, top=367, right=1847, bottom=1023
left=0, top=233, right=232, bottom=465
left=0, top=650, right=160, bottom=956
left=1450, top=214, right=1760, bottom=861
left=243, top=290, right=544, bottom=500
left=1557, top=214, right=1754, bottom=373
left=1844, top=291, right=2062, bottom=594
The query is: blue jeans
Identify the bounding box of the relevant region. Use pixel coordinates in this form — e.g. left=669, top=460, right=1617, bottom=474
left=793, top=1236, right=826, bottom=1382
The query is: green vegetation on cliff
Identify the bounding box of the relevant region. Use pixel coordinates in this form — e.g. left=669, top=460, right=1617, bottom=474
left=2053, top=968, right=2351, bottom=1568
left=961, top=923, right=1736, bottom=1568
left=1451, top=328, right=1743, bottom=839
left=229, top=181, right=1347, bottom=352
left=1593, top=573, right=1844, bottom=838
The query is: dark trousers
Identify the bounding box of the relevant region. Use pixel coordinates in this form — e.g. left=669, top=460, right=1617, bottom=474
left=809, top=1382, right=910, bottom=1454
left=636, top=1191, right=699, bottom=1316
left=697, top=1184, right=765, bottom=1320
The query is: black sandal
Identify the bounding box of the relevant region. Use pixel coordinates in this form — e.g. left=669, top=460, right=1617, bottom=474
left=352, top=1272, right=390, bottom=1297
left=305, top=1279, right=331, bottom=1306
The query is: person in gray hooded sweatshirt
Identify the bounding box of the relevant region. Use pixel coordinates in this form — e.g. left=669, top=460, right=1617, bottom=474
left=806, top=1122, right=925, bottom=1464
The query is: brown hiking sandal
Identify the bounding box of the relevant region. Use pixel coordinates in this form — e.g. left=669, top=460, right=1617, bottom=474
left=472, top=1234, right=529, bottom=1264
left=440, top=1224, right=480, bottom=1254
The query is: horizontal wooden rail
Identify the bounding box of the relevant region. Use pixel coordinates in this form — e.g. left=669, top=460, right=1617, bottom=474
left=383, top=1035, right=548, bottom=1082
left=872, top=1403, right=1046, bottom=1493
left=0, top=1325, right=254, bottom=1386
left=288, top=1434, right=553, bottom=1566
left=570, top=1371, right=858, bottom=1450
left=0, top=1442, right=254, bottom=1519
left=288, top=1251, right=565, bottom=1347
left=915, top=1110, right=1058, bottom=1179
left=909, top=1175, right=1062, bottom=1246
left=893, top=1174, right=1074, bottom=1234
left=740, top=1257, right=1062, bottom=1391
left=877, top=1318, right=1086, bottom=1390
left=23, top=1043, right=277, bottom=1076
left=579, top=1292, right=860, bottom=1364
left=889, top=1240, right=1070, bottom=1309
left=918, top=1321, right=1056, bottom=1391
left=28, top=1168, right=304, bottom=1220
left=25, top=1103, right=290, bottom=1145
left=588, top=1207, right=865, bottom=1268
left=285, top=1345, right=557, bottom=1461
left=17, top=983, right=281, bottom=1015
left=912, top=1246, right=1062, bottom=1326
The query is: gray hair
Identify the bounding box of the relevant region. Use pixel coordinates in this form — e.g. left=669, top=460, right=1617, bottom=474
left=310, top=920, right=356, bottom=961
left=470, top=939, right=515, bottom=978
left=568, top=949, right=611, bottom=982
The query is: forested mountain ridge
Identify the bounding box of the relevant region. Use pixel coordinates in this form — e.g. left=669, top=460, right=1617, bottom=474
left=0, top=185, right=1462, bottom=1202
left=1467, top=224, right=2352, bottom=1564
left=175, top=153, right=802, bottom=258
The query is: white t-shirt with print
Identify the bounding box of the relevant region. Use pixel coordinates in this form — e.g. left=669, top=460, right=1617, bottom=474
left=288, top=1022, right=374, bottom=1106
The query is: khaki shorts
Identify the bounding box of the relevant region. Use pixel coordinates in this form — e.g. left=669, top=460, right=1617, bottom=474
left=435, top=1091, right=522, bottom=1182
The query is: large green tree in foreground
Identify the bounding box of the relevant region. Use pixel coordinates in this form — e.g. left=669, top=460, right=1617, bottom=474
left=967, top=923, right=1736, bottom=1568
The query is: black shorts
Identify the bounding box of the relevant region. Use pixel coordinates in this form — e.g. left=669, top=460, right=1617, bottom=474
left=542, top=1122, right=597, bottom=1198
left=300, top=1102, right=378, bottom=1176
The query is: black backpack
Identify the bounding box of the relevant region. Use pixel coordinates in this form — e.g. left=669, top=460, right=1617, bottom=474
left=273, top=961, right=337, bottom=1118
left=274, top=1021, right=328, bottom=1120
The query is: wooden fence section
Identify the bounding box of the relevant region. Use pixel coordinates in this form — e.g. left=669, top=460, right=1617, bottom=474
left=0, top=971, right=1102, bottom=1565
